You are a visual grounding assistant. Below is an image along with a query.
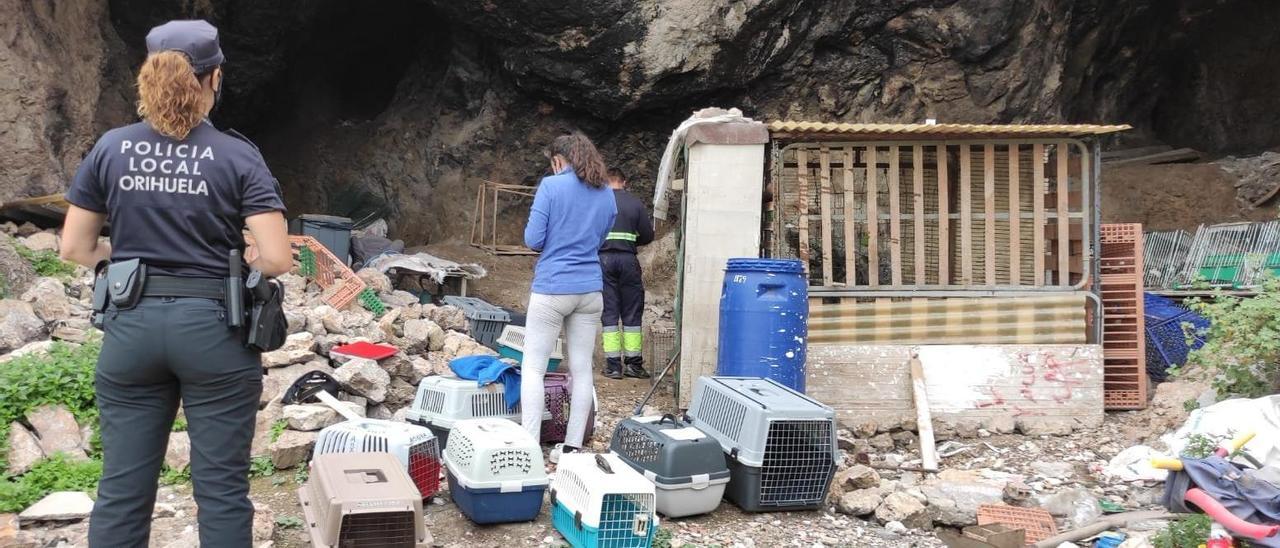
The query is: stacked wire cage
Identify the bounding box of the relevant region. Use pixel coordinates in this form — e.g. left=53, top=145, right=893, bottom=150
left=643, top=322, right=678, bottom=388
left=609, top=414, right=730, bottom=518
left=550, top=453, right=656, bottom=548
left=542, top=372, right=596, bottom=444
left=405, top=376, right=549, bottom=447
left=687, top=377, right=838, bottom=512
left=313, top=418, right=442, bottom=499
left=443, top=418, right=548, bottom=524
left=1142, top=230, right=1192, bottom=289
left=1144, top=293, right=1210, bottom=381
left=1177, top=221, right=1280, bottom=289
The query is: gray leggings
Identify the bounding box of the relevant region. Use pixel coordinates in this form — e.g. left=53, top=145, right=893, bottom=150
left=520, top=292, right=601, bottom=447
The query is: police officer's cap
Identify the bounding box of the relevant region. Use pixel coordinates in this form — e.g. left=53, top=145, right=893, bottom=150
left=145, top=20, right=225, bottom=75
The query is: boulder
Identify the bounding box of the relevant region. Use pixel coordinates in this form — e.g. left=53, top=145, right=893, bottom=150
left=314, top=306, right=344, bottom=335
left=385, top=378, right=417, bottom=409
left=283, top=402, right=364, bottom=431
left=401, top=319, right=437, bottom=354
left=278, top=273, right=307, bottom=304
left=0, top=240, right=36, bottom=298
left=392, top=407, right=411, bottom=422
left=315, top=335, right=351, bottom=356
left=6, top=422, right=45, bottom=475
left=891, top=431, right=918, bottom=449
left=835, top=465, right=880, bottom=493
left=874, top=491, right=930, bottom=529
left=837, top=488, right=883, bottom=516
left=165, top=432, right=191, bottom=471
left=868, top=433, right=895, bottom=452
left=0, top=340, right=56, bottom=363
left=252, top=502, right=276, bottom=542
left=430, top=305, right=469, bottom=333
left=333, top=358, right=390, bottom=403
left=282, top=332, right=318, bottom=353
left=851, top=421, right=879, bottom=438
left=0, top=300, right=45, bottom=353
left=339, top=393, right=368, bottom=408
left=21, top=278, right=73, bottom=322
left=380, top=353, right=414, bottom=381
left=261, top=360, right=335, bottom=406
left=1031, top=461, right=1074, bottom=479
left=368, top=404, right=393, bottom=420
left=356, top=268, right=392, bottom=294
left=0, top=513, right=19, bottom=546
left=269, top=430, right=317, bottom=469
left=26, top=405, right=88, bottom=460
left=377, top=308, right=402, bottom=340
left=261, top=348, right=318, bottom=369
left=18, top=492, right=93, bottom=523
left=51, top=325, right=90, bottom=344
left=19, top=232, right=59, bottom=254
left=382, top=290, right=419, bottom=308
left=15, top=223, right=39, bottom=237
left=284, top=310, right=307, bottom=335
left=920, top=478, right=1005, bottom=526
left=408, top=357, right=432, bottom=385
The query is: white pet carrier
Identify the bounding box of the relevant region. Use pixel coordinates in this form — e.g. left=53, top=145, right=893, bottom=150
left=551, top=453, right=656, bottom=548
left=687, top=376, right=838, bottom=512
left=313, top=418, right=442, bottom=500
left=404, top=375, right=548, bottom=448
left=298, top=452, right=428, bottom=547
left=444, top=418, right=548, bottom=524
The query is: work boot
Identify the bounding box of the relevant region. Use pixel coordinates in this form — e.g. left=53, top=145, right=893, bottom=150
left=604, top=358, right=624, bottom=380
left=623, top=358, right=651, bottom=379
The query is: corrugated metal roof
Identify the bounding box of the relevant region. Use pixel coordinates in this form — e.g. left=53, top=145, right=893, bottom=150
left=769, top=120, right=1132, bottom=138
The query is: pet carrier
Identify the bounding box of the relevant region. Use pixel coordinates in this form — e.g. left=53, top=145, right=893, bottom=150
left=313, top=419, right=442, bottom=500
left=298, top=452, right=428, bottom=548
left=404, top=376, right=548, bottom=448
left=541, top=372, right=596, bottom=444
left=609, top=415, right=729, bottom=517
left=443, top=418, right=548, bottom=524
left=687, top=377, right=838, bottom=512
left=496, top=325, right=564, bottom=371
left=551, top=453, right=656, bottom=548
left=442, top=296, right=512, bottom=349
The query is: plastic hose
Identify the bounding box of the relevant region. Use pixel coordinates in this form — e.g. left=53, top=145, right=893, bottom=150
left=1184, top=488, right=1280, bottom=540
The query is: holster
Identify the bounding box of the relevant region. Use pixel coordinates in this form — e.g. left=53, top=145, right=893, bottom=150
left=244, top=271, right=287, bottom=352
left=107, top=259, right=147, bottom=309
left=90, top=261, right=110, bottom=329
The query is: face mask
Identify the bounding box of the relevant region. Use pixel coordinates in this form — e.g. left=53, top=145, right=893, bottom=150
left=208, top=70, right=224, bottom=119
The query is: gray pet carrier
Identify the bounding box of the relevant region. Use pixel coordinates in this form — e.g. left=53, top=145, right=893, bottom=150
left=687, top=377, right=838, bottom=512
left=609, top=414, right=729, bottom=517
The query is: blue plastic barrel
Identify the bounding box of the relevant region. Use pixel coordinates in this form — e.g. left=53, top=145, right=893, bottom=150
left=716, top=258, right=809, bottom=392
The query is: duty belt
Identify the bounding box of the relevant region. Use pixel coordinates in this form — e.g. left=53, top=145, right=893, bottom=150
left=141, top=276, right=227, bottom=301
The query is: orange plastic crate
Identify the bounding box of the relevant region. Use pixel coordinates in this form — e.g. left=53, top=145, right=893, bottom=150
left=977, top=504, right=1058, bottom=544
left=1100, top=223, right=1146, bottom=410
left=290, top=235, right=368, bottom=309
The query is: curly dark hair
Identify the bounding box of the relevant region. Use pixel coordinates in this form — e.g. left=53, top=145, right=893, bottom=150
left=545, top=131, right=608, bottom=188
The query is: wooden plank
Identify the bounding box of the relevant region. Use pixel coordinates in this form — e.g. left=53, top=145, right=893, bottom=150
left=805, top=344, right=1104, bottom=430
left=843, top=148, right=858, bottom=286
left=1105, top=147, right=1200, bottom=167
left=913, top=145, right=926, bottom=284
left=819, top=147, right=834, bottom=285
left=984, top=143, right=996, bottom=285
left=1057, top=145, right=1070, bottom=284
left=1009, top=145, right=1021, bottom=285
left=1033, top=143, right=1046, bottom=286
left=910, top=356, right=938, bottom=471
left=469, top=182, right=483, bottom=247
left=938, top=146, right=950, bottom=285
left=866, top=146, right=880, bottom=286
left=889, top=146, right=903, bottom=286
left=1101, top=144, right=1172, bottom=161
left=797, top=148, right=810, bottom=270
left=960, top=145, right=973, bottom=285
left=491, top=185, right=499, bottom=250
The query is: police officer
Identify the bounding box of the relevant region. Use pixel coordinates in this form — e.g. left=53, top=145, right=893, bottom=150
left=599, top=168, right=655, bottom=379
left=59, top=20, right=290, bottom=547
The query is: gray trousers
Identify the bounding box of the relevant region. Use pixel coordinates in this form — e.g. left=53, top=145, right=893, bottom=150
left=89, top=297, right=262, bottom=548
left=520, top=292, right=600, bottom=448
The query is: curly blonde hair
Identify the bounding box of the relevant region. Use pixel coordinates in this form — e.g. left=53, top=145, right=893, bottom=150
left=135, top=51, right=206, bottom=140
left=545, top=131, right=609, bottom=188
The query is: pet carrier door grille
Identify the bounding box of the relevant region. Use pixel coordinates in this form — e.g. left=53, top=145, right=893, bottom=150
left=337, top=511, right=417, bottom=547
left=557, top=468, right=591, bottom=512
left=614, top=424, right=663, bottom=464
left=407, top=440, right=441, bottom=498
left=471, top=392, right=518, bottom=417
left=692, top=388, right=746, bottom=443
left=597, top=493, right=655, bottom=546
left=487, top=449, right=533, bottom=476
left=758, top=420, right=835, bottom=507
left=419, top=388, right=446, bottom=414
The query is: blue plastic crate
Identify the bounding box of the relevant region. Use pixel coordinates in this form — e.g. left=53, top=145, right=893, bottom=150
left=552, top=498, right=654, bottom=548
left=447, top=469, right=545, bottom=524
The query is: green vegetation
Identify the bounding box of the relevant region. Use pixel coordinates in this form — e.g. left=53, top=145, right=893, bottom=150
left=160, top=465, right=191, bottom=486
left=0, top=339, right=101, bottom=472
left=0, top=454, right=102, bottom=513
left=1184, top=278, right=1280, bottom=398
left=1180, top=433, right=1228, bottom=459
left=293, top=466, right=309, bottom=485
left=269, top=419, right=288, bottom=443
left=171, top=418, right=188, bottom=432
left=14, top=242, right=76, bottom=278
left=1152, top=514, right=1211, bottom=548
left=249, top=456, right=276, bottom=479
left=276, top=515, right=304, bottom=529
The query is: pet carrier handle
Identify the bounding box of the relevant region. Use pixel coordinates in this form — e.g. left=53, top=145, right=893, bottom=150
left=595, top=454, right=614, bottom=474
left=657, top=414, right=679, bottom=426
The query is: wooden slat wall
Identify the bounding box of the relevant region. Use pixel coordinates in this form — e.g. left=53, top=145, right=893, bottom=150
left=776, top=140, right=1089, bottom=290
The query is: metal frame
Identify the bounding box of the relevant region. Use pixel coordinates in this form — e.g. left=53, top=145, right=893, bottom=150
left=469, top=180, right=539, bottom=256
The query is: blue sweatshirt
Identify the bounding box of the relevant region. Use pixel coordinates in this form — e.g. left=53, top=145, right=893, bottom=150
left=524, top=167, right=617, bottom=294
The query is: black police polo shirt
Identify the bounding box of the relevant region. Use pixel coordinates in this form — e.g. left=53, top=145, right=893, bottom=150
left=66, top=120, right=286, bottom=278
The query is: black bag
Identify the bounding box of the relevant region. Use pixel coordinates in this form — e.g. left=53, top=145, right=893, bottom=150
left=245, top=274, right=287, bottom=352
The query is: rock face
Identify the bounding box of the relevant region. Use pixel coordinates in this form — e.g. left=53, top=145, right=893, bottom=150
left=25, top=405, right=88, bottom=461
left=0, top=301, right=45, bottom=353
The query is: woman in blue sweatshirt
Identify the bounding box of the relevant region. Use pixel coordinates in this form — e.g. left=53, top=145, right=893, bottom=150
left=521, top=131, right=617, bottom=457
